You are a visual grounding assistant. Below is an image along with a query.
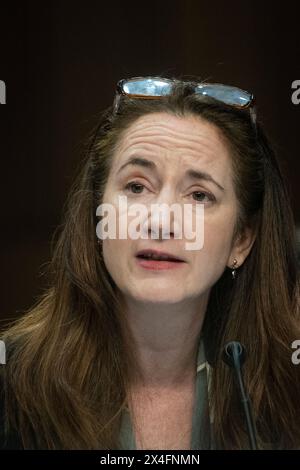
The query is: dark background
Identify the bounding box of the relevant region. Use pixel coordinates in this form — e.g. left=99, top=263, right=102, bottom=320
left=0, top=1, right=299, bottom=326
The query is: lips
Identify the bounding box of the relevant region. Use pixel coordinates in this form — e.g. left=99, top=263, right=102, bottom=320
left=136, top=249, right=185, bottom=263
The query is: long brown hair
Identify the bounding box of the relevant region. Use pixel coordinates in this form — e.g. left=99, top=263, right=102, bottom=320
left=1, top=80, right=299, bottom=449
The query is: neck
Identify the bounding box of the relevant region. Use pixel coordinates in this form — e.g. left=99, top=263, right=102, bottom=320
left=122, top=294, right=209, bottom=388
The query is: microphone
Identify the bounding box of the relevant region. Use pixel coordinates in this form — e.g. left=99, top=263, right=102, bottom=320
left=222, top=341, right=258, bottom=450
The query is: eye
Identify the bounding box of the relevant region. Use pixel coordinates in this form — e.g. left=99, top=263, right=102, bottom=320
left=123, top=182, right=215, bottom=203
left=191, top=191, right=215, bottom=203
left=124, top=181, right=146, bottom=194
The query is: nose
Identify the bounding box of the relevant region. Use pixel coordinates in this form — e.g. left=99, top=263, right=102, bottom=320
left=141, top=188, right=182, bottom=241
left=147, top=204, right=175, bottom=240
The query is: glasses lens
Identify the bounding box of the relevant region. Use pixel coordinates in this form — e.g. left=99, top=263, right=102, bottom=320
left=123, top=78, right=173, bottom=97
left=195, top=83, right=252, bottom=107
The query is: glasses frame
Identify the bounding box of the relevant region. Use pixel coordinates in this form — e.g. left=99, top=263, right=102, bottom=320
left=113, top=76, right=257, bottom=132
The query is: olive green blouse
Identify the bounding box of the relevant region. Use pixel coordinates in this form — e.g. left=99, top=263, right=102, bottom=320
left=118, top=337, right=213, bottom=450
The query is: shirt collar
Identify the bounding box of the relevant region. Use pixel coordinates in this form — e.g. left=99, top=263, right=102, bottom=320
left=196, top=335, right=208, bottom=374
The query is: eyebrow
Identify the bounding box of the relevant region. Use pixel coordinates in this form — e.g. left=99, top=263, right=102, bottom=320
left=116, top=156, right=225, bottom=192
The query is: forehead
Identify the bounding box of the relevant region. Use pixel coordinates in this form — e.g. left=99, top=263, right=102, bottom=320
left=111, top=112, right=232, bottom=173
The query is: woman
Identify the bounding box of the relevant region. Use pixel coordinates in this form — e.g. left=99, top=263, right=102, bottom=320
left=0, top=76, right=299, bottom=450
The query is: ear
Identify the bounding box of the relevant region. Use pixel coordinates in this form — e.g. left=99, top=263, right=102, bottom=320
left=226, top=225, right=256, bottom=269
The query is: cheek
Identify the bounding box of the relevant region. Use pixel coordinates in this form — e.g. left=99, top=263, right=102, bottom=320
left=102, top=238, right=131, bottom=280
left=202, top=232, right=231, bottom=271
left=103, top=238, right=121, bottom=263
left=200, top=212, right=237, bottom=266
left=188, top=231, right=232, bottom=294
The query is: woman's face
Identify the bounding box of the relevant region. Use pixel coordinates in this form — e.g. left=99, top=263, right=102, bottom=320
left=101, top=112, right=252, bottom=305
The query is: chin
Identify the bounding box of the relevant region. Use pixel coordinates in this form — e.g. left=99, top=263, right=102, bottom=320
left=130, top=288, right=184, bottom=304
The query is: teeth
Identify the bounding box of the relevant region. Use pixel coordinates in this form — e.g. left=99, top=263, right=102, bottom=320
left=145, top=253, right=165, bottom=260
left=140, top=253, right=176, bottom=261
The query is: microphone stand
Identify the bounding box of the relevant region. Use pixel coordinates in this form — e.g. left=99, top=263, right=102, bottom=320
left=222, top=341, right=258, bottom=450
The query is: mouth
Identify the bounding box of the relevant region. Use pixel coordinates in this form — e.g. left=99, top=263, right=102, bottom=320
left=135, top=249, right=186, bottom=271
